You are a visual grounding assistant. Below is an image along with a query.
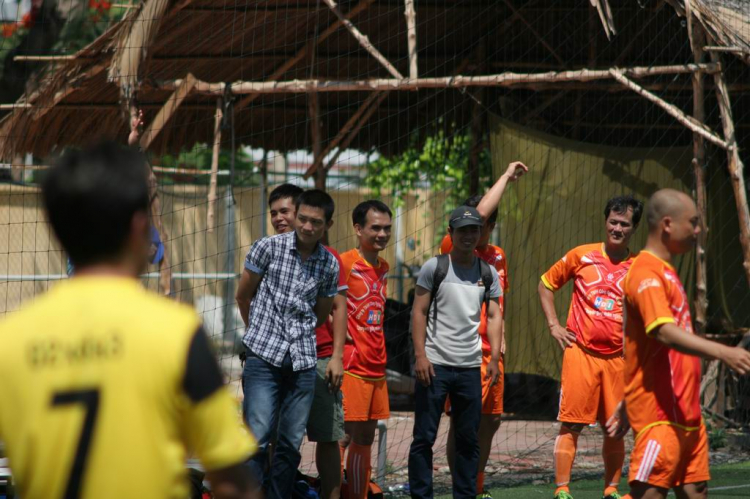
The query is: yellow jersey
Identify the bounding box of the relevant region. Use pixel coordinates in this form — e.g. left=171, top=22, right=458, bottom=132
left=0, top=276, right=256, bottom=499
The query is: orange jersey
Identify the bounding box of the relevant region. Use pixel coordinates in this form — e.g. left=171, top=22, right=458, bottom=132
left=440, top=234, right=509, bottom=352
left=340, top=249, right=389, bottom=379
left=541, top=243, right=633, bottom=355
left=315, top=246, right=348, bottom=358
left=623, top=251, right=702, bottom=434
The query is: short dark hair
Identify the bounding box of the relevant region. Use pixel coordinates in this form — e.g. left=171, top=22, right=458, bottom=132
left=462, top=194, right=498, bottom=224
left=604, top=195, right=644, bottom=226
left=352, top=200, right=393, bottom=227
left=42, top=142, right=150, bottom=268
left=296, top=189, right=335, bottom=222
left=269, top=183, right=304, bottom=208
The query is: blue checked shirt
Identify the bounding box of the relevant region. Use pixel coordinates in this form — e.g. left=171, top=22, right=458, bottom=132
left=243, top=231, right=340, bottom=371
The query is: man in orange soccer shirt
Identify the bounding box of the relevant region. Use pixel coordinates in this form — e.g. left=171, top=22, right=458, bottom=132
left=236, top=183, right=348, bottom=499
left=441, top=160, right=527, bottom=498
left=538, top=195, right=644, bottom=499
left=605, top=189, right=750, bottom=499
left=339, top=200, right=393, bottom=499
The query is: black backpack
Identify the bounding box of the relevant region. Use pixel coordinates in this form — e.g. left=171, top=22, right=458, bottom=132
left=428, top=254, right=494, bottom=325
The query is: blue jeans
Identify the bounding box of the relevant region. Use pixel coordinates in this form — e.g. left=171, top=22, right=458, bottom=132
left=408, top=364, right=481, bottom=499
left=242, top=350, right=316, bottom=499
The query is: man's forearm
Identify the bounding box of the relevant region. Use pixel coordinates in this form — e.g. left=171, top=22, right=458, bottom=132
left=486, top=311, right=502, bottom=362
left=331, top=294, right=347, bottom=359
left=538, top=282, right=560, bottom=328
left=412, top=313, right=428, bottom=358
left=476, top=173, right=513, bottom=220
left=654, top=323, right=725, bottom=360
left=237, top=299, right=250, bottom=328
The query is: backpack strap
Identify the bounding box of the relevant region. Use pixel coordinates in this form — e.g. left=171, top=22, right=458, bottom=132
left=478, top=258, right=494, bottom=313
left=429, top=254, right=450, bottom=327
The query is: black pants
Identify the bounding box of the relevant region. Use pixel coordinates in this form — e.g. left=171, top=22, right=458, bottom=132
left=408, top=364, right=482, bottom=499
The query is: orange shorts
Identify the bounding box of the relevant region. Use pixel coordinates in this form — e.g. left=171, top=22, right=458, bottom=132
left=445, top=352, right=504, bottom=415
left=629, top=423, right=710, bottom=489
left=558, top=342, right=623, bottom=425
left=341, top=373, right=390, bottom=421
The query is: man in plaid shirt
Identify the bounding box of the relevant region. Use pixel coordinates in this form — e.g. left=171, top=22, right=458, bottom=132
left=236, top=189, right=340, bottom=499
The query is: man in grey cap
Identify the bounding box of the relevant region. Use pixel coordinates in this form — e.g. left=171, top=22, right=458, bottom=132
left=408, top=206, right=504, bottom=499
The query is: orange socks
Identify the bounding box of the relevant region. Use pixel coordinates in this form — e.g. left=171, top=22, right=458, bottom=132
left=346, top=442, right=372, bottom=499
left=476, top=471, right=485, bottom=494
left=553, top=426, right=579, bottom=494
left=603, top=436, right=624, bottom=496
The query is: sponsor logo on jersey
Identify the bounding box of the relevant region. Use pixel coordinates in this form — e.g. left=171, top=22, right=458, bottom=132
left=366, top=310, right=383, bottom=325
left=594, top=296, right=615, bottom=311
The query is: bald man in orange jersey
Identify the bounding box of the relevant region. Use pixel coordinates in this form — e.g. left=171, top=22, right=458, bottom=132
left=606, top=189, right=750, bottom=499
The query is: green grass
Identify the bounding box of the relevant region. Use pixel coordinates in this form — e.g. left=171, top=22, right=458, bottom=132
left=437, top=462, right=750, bottom=498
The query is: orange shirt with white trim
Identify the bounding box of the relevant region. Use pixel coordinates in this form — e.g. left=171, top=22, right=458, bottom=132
left=341, top=249, right=389, bottom=379
left=541, top=243, right=633, bottom=355
left=623, top=250, right=702, bottom=435
left=314, top=246, right=348, bottom=358
left=440, top=234, right=509, bottom=353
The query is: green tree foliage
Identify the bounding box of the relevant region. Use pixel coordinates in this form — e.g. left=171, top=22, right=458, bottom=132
left=158, top=143, right=259, bottom=186
left=365, top=125, right=491, bottom=210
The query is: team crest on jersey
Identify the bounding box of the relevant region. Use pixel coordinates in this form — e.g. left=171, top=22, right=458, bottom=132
left=367, top=310, right=383, bottom=325
left=594, top=296, right=615, bottom=311
left=607, top=272, right=615, bottom=282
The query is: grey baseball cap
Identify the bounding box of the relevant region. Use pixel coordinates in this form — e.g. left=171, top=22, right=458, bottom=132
left=449, top=205, right=483, bottom=228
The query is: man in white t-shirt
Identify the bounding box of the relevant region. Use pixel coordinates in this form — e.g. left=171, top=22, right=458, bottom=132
left=408, top=206, right=503, bottom=499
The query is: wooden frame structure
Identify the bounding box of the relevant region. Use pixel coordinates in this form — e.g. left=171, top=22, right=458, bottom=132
left=0, top=0, right=749, bottom=317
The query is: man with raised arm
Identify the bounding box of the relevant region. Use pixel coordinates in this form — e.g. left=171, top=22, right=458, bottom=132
left=236, top=189, right=340, bottom=499
left=539, top=195, right=644, bottom=499
left=607, top=189, right=750, bottom=499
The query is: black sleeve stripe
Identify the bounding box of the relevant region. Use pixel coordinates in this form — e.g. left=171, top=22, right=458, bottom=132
left=183, top=326, right=224, bottom=403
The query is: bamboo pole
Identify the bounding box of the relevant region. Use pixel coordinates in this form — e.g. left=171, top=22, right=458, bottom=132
left=13, top=55, right=77, bottom=62
left=234, top=0, right=376, bottom=112
left=688, top=2, right=709, bottom=332
left=308, top=92, right=326, bottom=190
left=207, top=98, right=223, bottom=233
left=140, top=73, right=197, bottom=149
left=609, top=69, right=729, bottom=150
left=159, top=63, right=720, bottom=95
left=321, top=0, right=403, bottom=79
left=308, top=91, right=388, bottom=179
left=304, top=92, right=380, bottom=178
left=710, top=51, right=750, bottom=288
left=404, top=0, right=417, bottom=79
left=703, top=46, right=746, bottom=53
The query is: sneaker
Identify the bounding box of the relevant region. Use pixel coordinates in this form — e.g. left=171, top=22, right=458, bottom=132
left=602, top=493, right=622, bottom=499
left=554, top=491, right=574, bottom=499
left=476, top=491, right=492, bottom=499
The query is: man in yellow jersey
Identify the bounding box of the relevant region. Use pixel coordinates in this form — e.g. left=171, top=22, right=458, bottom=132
left=606, top=189, right=750, bottom=499
left=539, top=195, right=643, bottom=499
left=0, top=143, right=258, bottom=499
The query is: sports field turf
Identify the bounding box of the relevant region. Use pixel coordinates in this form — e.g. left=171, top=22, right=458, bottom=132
left=437, top=461, right=750, bottom=498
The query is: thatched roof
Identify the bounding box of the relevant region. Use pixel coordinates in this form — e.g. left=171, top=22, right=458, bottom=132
left=669, top=0, right=750, bottom=63
left=0, top=0, right=748, bottom=160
